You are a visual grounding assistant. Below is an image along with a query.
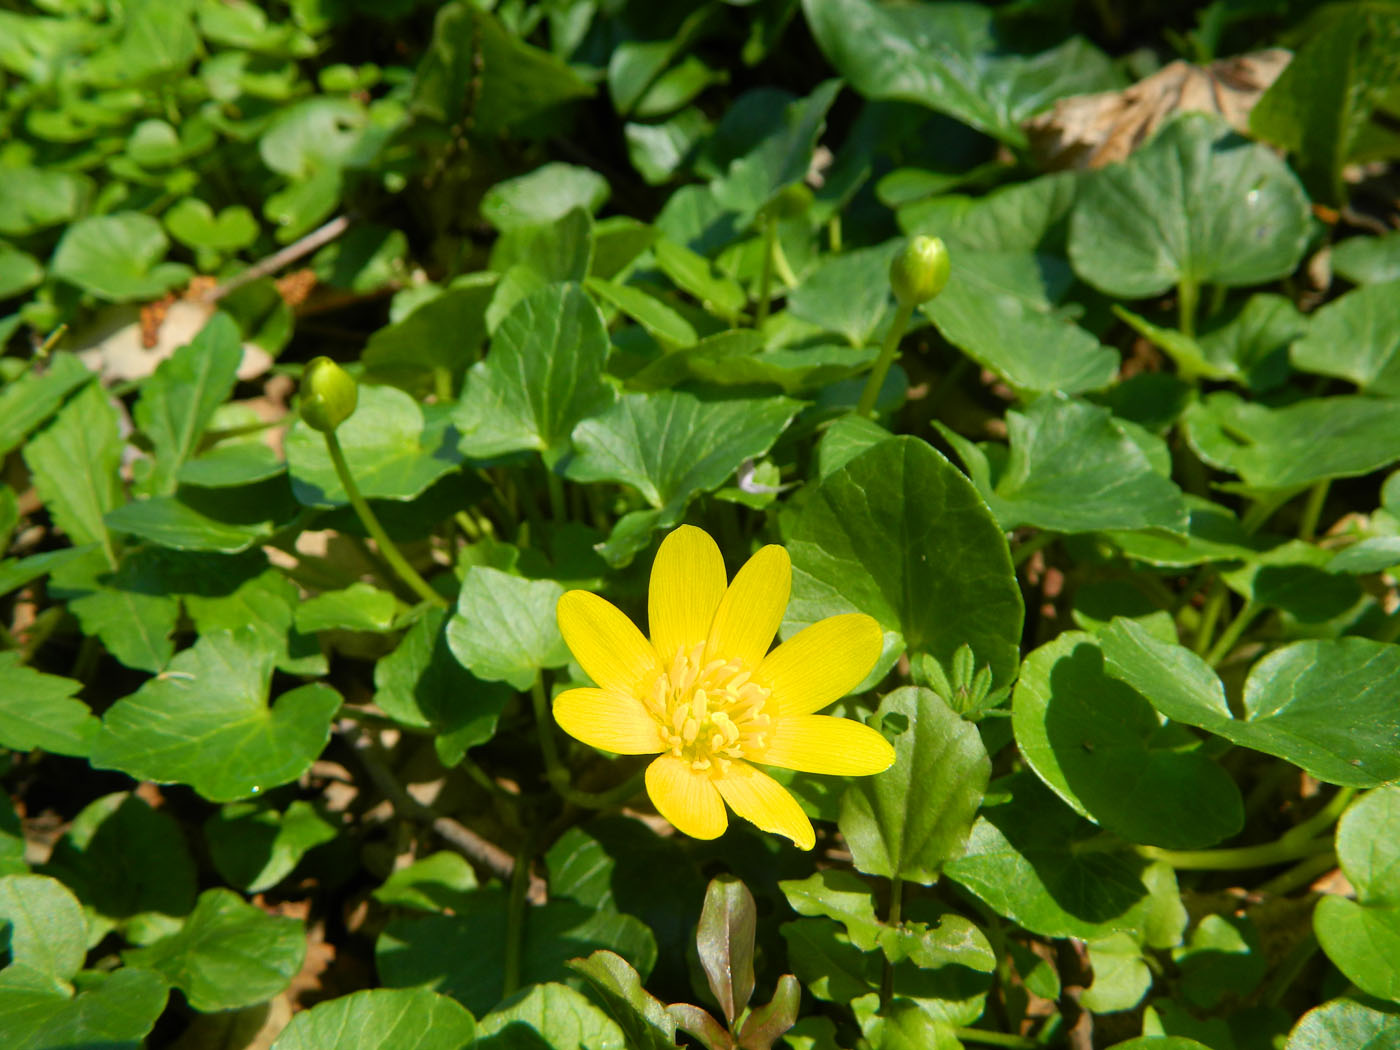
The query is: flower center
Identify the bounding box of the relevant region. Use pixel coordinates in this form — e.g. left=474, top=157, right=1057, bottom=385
left=645, top=642, right=773, bottom=774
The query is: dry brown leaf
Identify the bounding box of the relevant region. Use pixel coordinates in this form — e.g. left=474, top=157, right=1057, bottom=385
left=72, top=298, right=273, bottom=384
left=1026, top=50, right=1292, bottom=170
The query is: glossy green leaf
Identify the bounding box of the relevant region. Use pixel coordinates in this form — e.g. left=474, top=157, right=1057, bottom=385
left=132, top=313, right=244, bottom=495
left=455, top=282, right=613, bottom=460
left=1315, top=897, right=1400, bottom=1003
left=1250, top=4, right=1400, bottom=205
left=46, top=546, right=179, bottom=674
left=1080, top=933, right=1151, bottom=1014
left=165, top=198, right=258, bottom=251
left=1013, top=632, right=1243, bottom=849
left=1291, top=278, right=1400, bottom=394
left=787, top=242, right=897, bottom=348
left=778, top=918, right=874, bottom=1003
left=565, top=950, right=679, bottom=1050
left=1287, top=998, right=1400, bottom=1049
left=711, top=80, right=842, bottom=220
left=944, top=773, right=1161, bottom=940
left=49, top=212, right=193, bottom=301
left=184, top=566, right=327, bottom=676
left=1182, top=392, right=1400, bottom=489
left=0, top=653, right=96, bottom=757
left=0, top=966, right=168, bottom=1050
left=839, top=688, right=990, bottom=884
left=1101, top=618, right=1400, bottom=787
left=410, top=3, right=593, bottom=137
left=1069, top=113, right=1310, bottom=298
left=90, top=628, right=342, bottom=802
left=1337, top=786, right=1400, bottom=904
left=204, top=799, right=339, bottom=894
left=22, top=381, right=121, bottom=552
left=786, top=435, right=1023, bottom=686
left=446, top=568, right=570, bottom=690
left=123, top=887, right=305, bottom=1012
left=1173, top=913, right=1266, bottom=1009
left=803, top=0, right=1118, bottom=147
left=939, top=395, right=1187, bottom=534
left=0, top=352, right=92, bottom=458
left=105, top=482, right=301, bottom=554
left=362, top=282, right=494, bottom=391
left=586, top=277, right=697, bottom=347
left=378, top=893, right=656, bottom=1016
left=482, top=163, right=610, bottom=232
left=294, top=582, right=402, bottom=633
left=0, top=167, right=89, bottom=236
left=567, top=389, right=799, bottom=509
left=476, top=982, right=624, bottom=1050
left=286, top=384, right=463, bottom=506
left=0, top=244, right=42, bottom=299
left=925, top=251, right=1119, bottom=396
left=272, top=988, right=476, bottom=1050
left=1102, top=496, right=1263, bottom=568
left=1333, top=230, right=1400, bottom=284
left=374, top=852, right=479, bottom=914
left=0, top=874, right=87, bottom=986
left=652, top=238, right=746, bottom=323
left=780, top=870, right=883, bottom=952
left=41, top=792, right=196, bottom=947
left=377, top=605, right=511, bottom=763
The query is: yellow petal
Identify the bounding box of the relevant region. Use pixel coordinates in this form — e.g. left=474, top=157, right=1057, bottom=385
left=553, top=688, right=664, bottom=755
left=714, top=761, right=815, bottom=850
left=757, top=613, right=884, bottom=716
left=704, top=544, right=790, bottom=670
left=649, top=525, right=727, bottom=666
left=557, top=590, right=659, bottom=693
left=646, top=754, right=727, bottom=840
left=759, top=714, right=895, bottom=775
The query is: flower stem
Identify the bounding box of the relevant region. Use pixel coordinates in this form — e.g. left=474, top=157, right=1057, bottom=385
left=502, top=841, right=531, bottom=998
left=879, top=875, right=904, bottom=1009
left=546, top=467, right=567, bottom=523
left=323, top=429, right=448, bottom=608
left=1178, top=277, right=1198, bottom=338
left=1205, top=600, right=1261, bottom=667
left=1297, top=479, right=1330, bottom=542
left=1138, top=833, right=1332, bottom=871
left=856, top=301, right=915, bottom=419
left=755, top=214, right=777, bottom=328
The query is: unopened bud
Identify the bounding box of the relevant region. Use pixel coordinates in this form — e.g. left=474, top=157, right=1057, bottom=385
left=889, top=235, right=950, bottom=307
left=299, top=356, right=358, bottom=433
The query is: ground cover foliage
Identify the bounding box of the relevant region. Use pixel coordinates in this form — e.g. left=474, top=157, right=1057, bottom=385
left=2, top=0, right=1400, bottom=1047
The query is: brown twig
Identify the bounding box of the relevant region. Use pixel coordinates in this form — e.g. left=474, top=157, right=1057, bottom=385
left=207, top=215, right=352, bottom=303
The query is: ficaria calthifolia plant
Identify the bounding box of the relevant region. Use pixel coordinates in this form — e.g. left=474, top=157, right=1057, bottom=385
left=554, top=524, right=895, bottom=849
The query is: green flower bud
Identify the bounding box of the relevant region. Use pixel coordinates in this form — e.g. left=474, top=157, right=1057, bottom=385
left=889, top=235, right=950, bottom=307
left=300, top=356, right=358, bottom=433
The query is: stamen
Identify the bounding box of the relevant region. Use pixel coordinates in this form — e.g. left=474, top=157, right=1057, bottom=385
left=647, top=642, right=773, bottom=771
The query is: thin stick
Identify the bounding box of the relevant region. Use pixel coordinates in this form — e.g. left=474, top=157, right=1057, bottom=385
left=207, top=215, right=351, bottom=302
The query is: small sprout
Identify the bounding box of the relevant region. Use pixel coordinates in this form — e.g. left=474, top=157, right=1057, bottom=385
left=911, top=643, right=1007, bottom=719
left=888, top=234, right=950, bottom=307
left=299, top=356, right=358, bottom=433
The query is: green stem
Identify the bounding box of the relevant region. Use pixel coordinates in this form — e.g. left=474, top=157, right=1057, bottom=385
left=1297, top=479, right=1331, bottom=542
left=879, top=876, right=904, bottom=1009
left=546, top=467, right=567, bottom=523
left=828, top=215, right=842, bottom=253
left=772, top=234, right=798, bottom=288
left=530, top=676, right=646, bottom=809
left=324, top=429, right=447, bottom=608
left=856, top=301, right=915, bottom=418
left=952, top=1029, right=1037, bottom=1049
left=1192, top=580, right=1227, bottom=656
left=1178, top=277, right=1199, bottom=338
left=1241, top=487, right=1304, bottom=534
left=1139, top=833, right=1333, bottom=871
left=755, top=214, right=777, bottom=328
left=1257, top=851, right=1338, bottom=897
left=502, top=843, right=531, bottom=998
left=1205, top=600, right=1262, bottom=667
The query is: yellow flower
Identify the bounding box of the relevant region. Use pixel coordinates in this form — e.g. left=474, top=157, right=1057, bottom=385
left=554, top=525, right=895, bottom=850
